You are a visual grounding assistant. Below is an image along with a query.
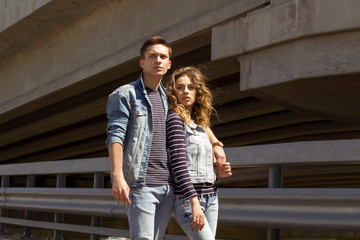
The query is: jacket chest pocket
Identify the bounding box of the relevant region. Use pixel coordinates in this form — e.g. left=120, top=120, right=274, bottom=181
left=130, top=104, right=147, bottom=130
left=185, top=131, right=207, bottom=175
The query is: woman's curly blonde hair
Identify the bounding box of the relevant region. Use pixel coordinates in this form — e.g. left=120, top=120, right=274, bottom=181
left=166, top=66, right=214, bottom=128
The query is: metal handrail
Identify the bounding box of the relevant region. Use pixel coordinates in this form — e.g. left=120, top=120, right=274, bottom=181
left=0, top=188, right=125, bottom=217
left=218, top=188, right=360, bottom=231
left=1, top=187, right=360, bottom=232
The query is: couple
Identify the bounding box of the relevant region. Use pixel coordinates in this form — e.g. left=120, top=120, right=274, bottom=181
left=106, top=36, right=232, bottom=240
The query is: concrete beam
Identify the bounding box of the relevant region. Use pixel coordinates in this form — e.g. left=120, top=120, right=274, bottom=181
left=238, top=31, right=360, bottom=123
left=212, top=0, right=360, bottom=60
left=238, top=31, right=360, bottom=89
left=212, top=0, right=360, bottom=123
left=0, top=0, right=269, bottom=116
left=0, top=0, right=51, bottom=32
left=225, top=139, right=360, bottom=166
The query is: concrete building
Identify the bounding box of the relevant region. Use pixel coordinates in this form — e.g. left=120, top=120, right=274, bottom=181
left=1, top=0, right=360, bottom=239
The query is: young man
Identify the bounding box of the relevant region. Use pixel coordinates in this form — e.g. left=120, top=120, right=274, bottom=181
left=106, top=36, right=226, bottom=240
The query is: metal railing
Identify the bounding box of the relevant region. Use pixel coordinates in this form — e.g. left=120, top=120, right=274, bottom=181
left=1, top=139, right=360, bottom=239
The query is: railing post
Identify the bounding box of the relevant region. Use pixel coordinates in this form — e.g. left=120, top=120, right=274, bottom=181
left=267, top=165, right=282, bottom=240
left=24, top=175, right=36, bottom=237
left=54, top=173, right=66, bottom=240
left=269, top=165, right=282, bottom=188
left=90, top=172, right=104, bottom=240
left=1, top=176, right=10, bottom=233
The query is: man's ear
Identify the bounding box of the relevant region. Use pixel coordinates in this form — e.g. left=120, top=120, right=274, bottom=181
left=139, top=58, right=144, bottom=68
left=168, top=60, right=172, bottom=69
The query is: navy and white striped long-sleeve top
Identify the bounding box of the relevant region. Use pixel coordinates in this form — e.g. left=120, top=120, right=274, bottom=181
left=145, top=88, right=174, bottom=185
left=166, top=111, right=216, bottom=199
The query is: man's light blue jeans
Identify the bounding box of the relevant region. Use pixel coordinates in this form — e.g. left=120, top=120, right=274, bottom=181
left=174, top=193, right=218, bottom=240
left=127, top=184, right=174, bottom=240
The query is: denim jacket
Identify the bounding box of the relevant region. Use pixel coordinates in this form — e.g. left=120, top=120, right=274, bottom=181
left=106, top=75, right=168, bottom=187
left=184, top=122, right=216, bottom=184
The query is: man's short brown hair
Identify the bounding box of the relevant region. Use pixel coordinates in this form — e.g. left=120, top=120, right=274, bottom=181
left=140, top=36, right=172, bottom=59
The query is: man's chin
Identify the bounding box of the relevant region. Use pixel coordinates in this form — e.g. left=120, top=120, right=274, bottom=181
left=153, top=70, right=167, bottom=76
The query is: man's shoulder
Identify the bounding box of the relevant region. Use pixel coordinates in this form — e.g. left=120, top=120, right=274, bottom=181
left=111, top=78, right=142, bottom=96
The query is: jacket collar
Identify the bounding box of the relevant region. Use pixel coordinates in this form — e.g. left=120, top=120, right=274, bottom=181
left=137, top=73, right=166, bottom=96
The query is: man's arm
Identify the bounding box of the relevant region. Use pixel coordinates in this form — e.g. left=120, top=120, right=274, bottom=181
left=206, top=127, right=226, bottom=166
left=109, top=142, right=131, bottom=205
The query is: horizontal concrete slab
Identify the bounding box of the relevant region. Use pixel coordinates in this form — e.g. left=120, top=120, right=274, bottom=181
left=0, top=0, right=51, bottom=32
left=0, top=0, right=269, bottom=116
left=212, top=0, right=360, bottom=60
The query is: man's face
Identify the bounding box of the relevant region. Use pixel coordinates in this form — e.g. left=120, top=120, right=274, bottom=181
left=139, top=44, right=171, bottom=78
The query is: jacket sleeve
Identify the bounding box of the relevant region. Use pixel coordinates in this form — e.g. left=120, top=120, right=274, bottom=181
left=106, top=91, right=130, bottom=147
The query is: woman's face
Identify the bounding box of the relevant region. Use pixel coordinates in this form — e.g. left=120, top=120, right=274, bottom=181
left=174, top=74, right=197, bottom=113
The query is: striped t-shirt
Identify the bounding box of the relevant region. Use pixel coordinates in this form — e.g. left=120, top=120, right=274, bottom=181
left=166, top=111, right=216, bottom=199
left=144, top=88, right=174, bottom=185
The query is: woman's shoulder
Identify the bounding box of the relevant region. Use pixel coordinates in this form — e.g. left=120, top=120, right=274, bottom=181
left=168, top=110, right=181, bottom=119
left=167, top=111, right=184, bottom=124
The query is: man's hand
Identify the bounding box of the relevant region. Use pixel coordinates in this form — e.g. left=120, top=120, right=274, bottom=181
left=112, top=175, right=131, bottom=205
left=109, top=143, right=130, bottom=205
left=205, top=128, right=226, bottom=167
left=216, top=162, right=232, bottom=178
left=213, top=145, right=226, bottom=167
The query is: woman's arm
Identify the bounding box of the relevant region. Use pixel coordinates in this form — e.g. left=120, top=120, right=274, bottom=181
left=166, top=112, right=205, bottom=231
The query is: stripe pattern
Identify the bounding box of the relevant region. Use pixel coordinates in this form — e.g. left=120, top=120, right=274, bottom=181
left=166, top=111, right=216, bottom=198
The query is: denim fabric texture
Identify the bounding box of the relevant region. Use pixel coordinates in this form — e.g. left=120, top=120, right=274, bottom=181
left=184, top=122, right=216, bottom=184
left=174, top=193, right=218, bottom=240
left=128, top=185, right=174, bottom=240
left=106, top=75, right=168, bottom=187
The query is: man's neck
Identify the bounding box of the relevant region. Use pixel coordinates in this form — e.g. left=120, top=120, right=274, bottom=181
left=143, top=74, right=162, bottom=91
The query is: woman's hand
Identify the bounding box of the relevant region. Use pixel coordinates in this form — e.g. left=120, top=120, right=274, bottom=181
left=189, top=196, right=205, bottom=232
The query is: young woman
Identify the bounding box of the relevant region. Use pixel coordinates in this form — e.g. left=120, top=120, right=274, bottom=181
left=166, top=66, right=232, bottom=240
